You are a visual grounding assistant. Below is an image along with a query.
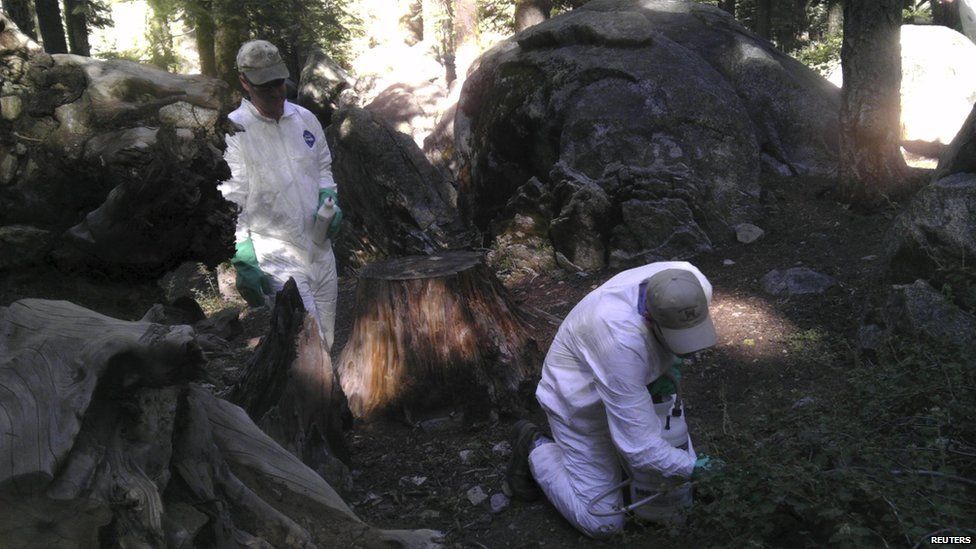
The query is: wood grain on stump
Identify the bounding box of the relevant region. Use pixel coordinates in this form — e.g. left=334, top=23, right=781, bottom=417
left=337, top=251, right=541, bottom=420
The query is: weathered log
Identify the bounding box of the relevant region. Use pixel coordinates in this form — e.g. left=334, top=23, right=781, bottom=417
left=336, top=251, right=541, bottom=421
left=228, top=279, right=352, bottom=490
left=0, top=298, right=441, bottom=548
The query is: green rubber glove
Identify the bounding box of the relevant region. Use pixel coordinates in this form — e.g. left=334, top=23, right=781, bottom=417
left=692, top=455, right=726, bottom=481
left=648, top=357, right=684, bottom=397
left=231, top=238, right=271, bottom=307
left=317, top=188, right=343, bottom=239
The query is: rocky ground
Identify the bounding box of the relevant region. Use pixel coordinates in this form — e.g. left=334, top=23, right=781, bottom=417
left=0, top=172, right=921, bottom=547
left=329, top=174, right=902, bottom=547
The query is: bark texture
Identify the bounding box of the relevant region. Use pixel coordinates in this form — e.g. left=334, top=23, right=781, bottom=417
left=0, top=298, right=442, bottom=548
left=336, top=252, right=541, bottom=421
left=839, top=0, right=909, bottom=207
left=34, top=0, right=67, bottom=53
left=2, top=0, right=36, bottom=39
left=228, top=279, right=353, bottom=491
left=63, top=0, right=91, bottom=56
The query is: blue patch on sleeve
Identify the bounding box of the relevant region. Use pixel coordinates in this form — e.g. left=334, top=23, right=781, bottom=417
left=303, top=130, right=315, bottom=148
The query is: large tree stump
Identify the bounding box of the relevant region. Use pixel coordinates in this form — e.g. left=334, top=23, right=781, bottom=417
left=0, top=299, right=441, bottom=548
left=336, top=251, right=541, bottom=421
left=228, top=279, right=352, bottom=491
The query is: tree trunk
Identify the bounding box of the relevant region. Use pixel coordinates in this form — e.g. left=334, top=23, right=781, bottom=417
left=932, top=0, right=961, bottom=29
left=146, top=0, right=175, bottom=69
left=336, top=252, right=541, bottom=422
left=514, top=0, right=552, bottom=32
left=719, top=0, right=735, bottom=18
left=63, top=0, right=91, bottom=56
left=186, top=0, right=217, bottom=76
left=228, top=279, right=353, bottom=491
left=755, top=0, right=772, bottom=39
left=839, top=0, right=909, bottom=207
left=422, top=0, right=455, bottom=82
left=3, top=0, right=36, bottom=40
left=213, top=0, right=249, bottom=90
left=34, top=0, right=68, bottom=53
left=827, top=1, right=843, bottom=35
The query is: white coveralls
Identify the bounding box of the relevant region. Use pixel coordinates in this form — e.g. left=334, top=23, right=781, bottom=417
left=221, top=99, right=339, bottom=348
left=531, top=261, right=710, bottom=538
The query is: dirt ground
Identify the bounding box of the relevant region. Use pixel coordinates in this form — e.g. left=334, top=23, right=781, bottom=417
left=327, top=174, right=908, bottom=548
left=0, top=171, right=923, bottom=547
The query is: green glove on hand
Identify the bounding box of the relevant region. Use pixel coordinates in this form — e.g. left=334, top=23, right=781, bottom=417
left=231, top=238, right=271, bottom=307
left=648, top=357, right=684, bottom=397
left=317, top=188, right=343, bottom=239
left=692, top=455, right=726, bottom=481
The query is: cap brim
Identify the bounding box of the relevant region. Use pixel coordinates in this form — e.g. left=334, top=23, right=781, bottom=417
left=658, top=315, right=717, bottom=355
left=243, top=63, right=289, bottom=85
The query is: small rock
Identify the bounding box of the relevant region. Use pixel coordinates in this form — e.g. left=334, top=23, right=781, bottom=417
left=723, top=259, right=735, bottom=266
left=792, top=396, right=815, bottom=409
left=735, top=223, right=765, bottom=244
left=419, top=416, right=455, bottom=432
left=459, top=450, right=475, bottom=464
left=761, top=267, right=836, bottom=296
left=466, top=485, right=489, bottom=506
left=491, top=441, right=511, bottom=457
left=861, top=255, right=877, bottom=261
left=0, top=96, right=23, bottom=121
left=399, top=476, right=427, bottom=487
left=554, top=251, right=583, bottom=272
left=490, top=493, right=510, bottom=514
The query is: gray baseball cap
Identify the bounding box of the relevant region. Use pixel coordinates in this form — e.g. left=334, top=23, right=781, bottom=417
left=644, top=268, right=717, bottom=354
left=236, top=40, right=289, bottom=84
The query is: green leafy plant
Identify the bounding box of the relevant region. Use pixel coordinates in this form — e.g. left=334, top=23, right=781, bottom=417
left=658, top=341, right=976, bottom=547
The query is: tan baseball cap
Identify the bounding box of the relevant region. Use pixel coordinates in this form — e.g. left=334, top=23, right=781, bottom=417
left=236, top=40, right=289, bottom=84
left=644, top=268, right=717, bottom=354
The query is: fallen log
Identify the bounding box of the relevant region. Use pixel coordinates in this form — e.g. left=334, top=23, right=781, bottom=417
left=336, top=251, right=541, bottom=422
left=0, top=298, right=440, bottom=548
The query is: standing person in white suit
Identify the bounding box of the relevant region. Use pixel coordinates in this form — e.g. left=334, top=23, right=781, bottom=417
left=220, top=40, right=342, bottom=349
left=505, top=261, right=723, bottom=538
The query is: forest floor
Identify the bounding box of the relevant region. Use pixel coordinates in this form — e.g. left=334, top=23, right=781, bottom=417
left=328, top=174, right=909, bottom=548
left=0, top=169, right=931, bottom=547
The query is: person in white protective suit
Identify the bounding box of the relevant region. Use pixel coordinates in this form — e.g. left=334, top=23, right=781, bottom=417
left=505, top=261, right=722, bottom=538
left=220, top=40, right=342, bottom=349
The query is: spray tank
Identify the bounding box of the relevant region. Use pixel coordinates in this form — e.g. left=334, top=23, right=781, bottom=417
left=586, top=366, right=696, bottom=525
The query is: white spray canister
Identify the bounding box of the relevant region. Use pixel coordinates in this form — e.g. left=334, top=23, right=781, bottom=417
left=312, top=197, right=336, bottom=246
left=623, top=394, right=696, bottom=524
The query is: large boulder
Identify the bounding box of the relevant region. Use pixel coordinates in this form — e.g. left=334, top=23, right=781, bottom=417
left=860, top=280, right=976, bottom=357
left=829, top=25, right=976, bottom=154
left=884, top=172, right=976, bottom=312
left=456, top=0, right=839, bottom=271
left=935, top=103, right=976, bottom=181
left=326, top=107, right=479, bottom=268
left=900, top=25, right=976, bottom=150
left=0, top=13, right=235, bottom=277
left=297, top=48, right=357, bottom=127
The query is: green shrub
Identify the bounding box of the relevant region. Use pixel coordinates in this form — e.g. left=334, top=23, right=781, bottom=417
left=660, top=342, right=976, bottom=547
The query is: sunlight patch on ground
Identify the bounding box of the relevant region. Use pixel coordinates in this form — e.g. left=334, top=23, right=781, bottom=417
left=708, top=290, right=800, bottom=364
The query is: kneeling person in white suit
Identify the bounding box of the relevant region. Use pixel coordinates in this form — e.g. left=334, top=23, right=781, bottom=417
left=505, top=261, right=721, bottom=538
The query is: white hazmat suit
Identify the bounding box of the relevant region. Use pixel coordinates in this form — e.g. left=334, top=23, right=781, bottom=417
left=221, top=99, right=339, bottom=348
left=530, top=261, right=710, bottom=537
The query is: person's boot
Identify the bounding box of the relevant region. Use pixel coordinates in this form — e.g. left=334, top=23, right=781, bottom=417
left=505, top=420, right=544, bottom=501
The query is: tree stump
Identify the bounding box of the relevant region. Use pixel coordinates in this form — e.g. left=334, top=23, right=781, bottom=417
left=228, top=279, right=352, bottom=491
left=336, top=251, right=541, bottom=421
